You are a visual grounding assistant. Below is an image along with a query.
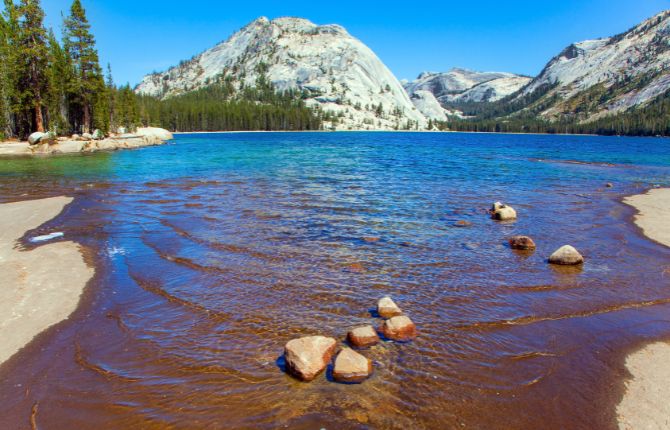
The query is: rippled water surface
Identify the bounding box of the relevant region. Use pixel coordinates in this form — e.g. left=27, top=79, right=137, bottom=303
left=1, top=132, right=670, bottom=429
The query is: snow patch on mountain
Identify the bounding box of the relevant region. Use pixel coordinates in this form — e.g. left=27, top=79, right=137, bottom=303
left=136, top=17, right=427, bottom=130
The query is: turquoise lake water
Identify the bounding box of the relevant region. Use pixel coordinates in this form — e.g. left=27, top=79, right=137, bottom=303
left=1, top=132, right=670, bottom=429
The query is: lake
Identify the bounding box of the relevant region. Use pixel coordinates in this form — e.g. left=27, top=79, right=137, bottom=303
left=1, top=132, right=670, bottom=429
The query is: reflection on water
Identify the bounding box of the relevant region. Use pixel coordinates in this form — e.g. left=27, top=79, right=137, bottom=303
left=1, top=132, right=670, bottom=429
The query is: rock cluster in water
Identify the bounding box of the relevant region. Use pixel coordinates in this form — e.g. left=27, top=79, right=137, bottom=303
left=283, top=296, right=417, bottom=384
left=487, top=200, right=585, bottom=265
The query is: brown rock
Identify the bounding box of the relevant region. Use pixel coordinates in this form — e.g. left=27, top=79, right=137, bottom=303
left=548, top=245, right=584, bottom=266
left=380, top=316, right=417, bottom=341
left=454, top=220, right=472, bottom=227
left=332, top=348, right=373, bottom=383
left=377, top=296, right=403, bottom=319
left=509, top=236, right=536, bottom=250
left=284, top=336, right=337, bottom=381
left=363, top=236, right=380, bottom=243
left=347, top=325, right=380, bottom=348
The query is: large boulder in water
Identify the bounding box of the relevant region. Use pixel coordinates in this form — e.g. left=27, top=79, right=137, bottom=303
left=509, top=236, right=536, bottom=250
left=136, top=127, right=174, bottom=141
left=380, top=316, right=417, bottom=341
left=347, top=325, right=380, bottom=348
left=377, top=296, right=403, bottom=319
left=548, top=245, right=584, bottom=265
left=284, top=336, right=337, bottom=381
left=491, top=203, right=517, bottom=221
left=332, top=348, right=372, bottom=383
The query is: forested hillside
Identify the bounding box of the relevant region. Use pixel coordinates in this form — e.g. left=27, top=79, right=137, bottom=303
left=0, top=1, right=322, bottom=140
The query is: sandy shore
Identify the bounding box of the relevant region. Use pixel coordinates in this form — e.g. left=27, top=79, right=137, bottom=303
left=0, top=197, right=94, bottom=365
left=617, top=189, right=670, bottom=429
left=624, top=188, right=670, bottom=248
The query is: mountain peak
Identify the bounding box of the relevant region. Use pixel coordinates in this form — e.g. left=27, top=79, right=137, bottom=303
left=136, top=16, right=426, bottom=130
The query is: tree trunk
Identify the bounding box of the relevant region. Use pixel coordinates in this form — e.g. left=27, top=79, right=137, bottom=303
left=34, top=101, right=44, bottom=133
left=83, top=103, right=90, bottom=134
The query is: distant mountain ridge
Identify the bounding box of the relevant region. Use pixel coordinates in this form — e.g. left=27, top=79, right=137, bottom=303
left=136, top=11, right=670, bottom=135
left=402, top=68, right=532, bottom=120
left=506, top=10, right=670, bottom=122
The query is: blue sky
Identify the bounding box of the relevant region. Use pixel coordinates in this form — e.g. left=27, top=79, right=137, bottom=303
left=39, top=0, right=669, bottom=86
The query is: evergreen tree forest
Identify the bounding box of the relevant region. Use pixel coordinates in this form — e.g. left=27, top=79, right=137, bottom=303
left=136, top=73, right=323, bottom=132
left=0, top=0, right=322, bottom=141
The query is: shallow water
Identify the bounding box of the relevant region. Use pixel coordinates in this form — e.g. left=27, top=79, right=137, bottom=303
left=1, top=132, right=670, bottom=429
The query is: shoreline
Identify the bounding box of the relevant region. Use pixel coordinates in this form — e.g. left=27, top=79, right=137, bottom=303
left=617, top=188, right=670, bottom=430
left=0, top=197, right=94, bottom=365
left=172, top=129, right=606, bottom=137
left=0, top=127, right=173, bottom=157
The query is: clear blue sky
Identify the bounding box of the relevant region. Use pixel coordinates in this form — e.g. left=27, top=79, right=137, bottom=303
left=38, top=0, right=669, bottom=86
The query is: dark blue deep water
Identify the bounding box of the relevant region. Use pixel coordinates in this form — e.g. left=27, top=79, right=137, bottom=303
left=1, top=132, right=670, bottom=429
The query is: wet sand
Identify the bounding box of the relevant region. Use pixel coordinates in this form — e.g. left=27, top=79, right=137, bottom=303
left=619, top=189, right=670, bottom=430
left=0, top=196, right=94, bottom=365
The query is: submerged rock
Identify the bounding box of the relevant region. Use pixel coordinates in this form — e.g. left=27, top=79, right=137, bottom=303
left=333, top=348, right=372, bottom=383
left=377, top=296, right=403, bottom=319
left=509, top=236, right=536, bottom=250
left=548, top=245, right=584, bottom=265
left=454, top=220, right=472, bottom=227
left=380, top=316, right=417, bottom=341
left=284, top=336, right=337, bottom=381
left=347, top=325, right=380, bottom=348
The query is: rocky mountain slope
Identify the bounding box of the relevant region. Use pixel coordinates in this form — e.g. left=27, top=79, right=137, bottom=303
left=136, top=17, right=426, bottom=130
left=508, top=10, right=670, bottom=122
left=402, top=68, right=531, bottom=120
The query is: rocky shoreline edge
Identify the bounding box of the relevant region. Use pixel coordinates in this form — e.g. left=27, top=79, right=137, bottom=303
left=0, top=127, right=173, bottom=156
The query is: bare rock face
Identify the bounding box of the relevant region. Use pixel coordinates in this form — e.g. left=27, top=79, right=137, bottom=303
left=548, top=245, right=584, bottom=265
left=347, top=325, right=380, bottom=348
left=380, top=316, right=417, bottom=341
left=509, top=236, right=536, bottom=250
left=377, top=296, right=403, bottom=319
left=491, top=204, right=517, bottom=221
left=332, top=348, right=373, bottom=383
left=284, top=336, right=337, bottom=381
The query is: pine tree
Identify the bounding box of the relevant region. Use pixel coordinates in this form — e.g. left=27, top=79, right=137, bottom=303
left=46, top=29, right=72, bottom=134
left=63, top=0, right=103, bottom=134
left=17, top=0, right=49, bottom=135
